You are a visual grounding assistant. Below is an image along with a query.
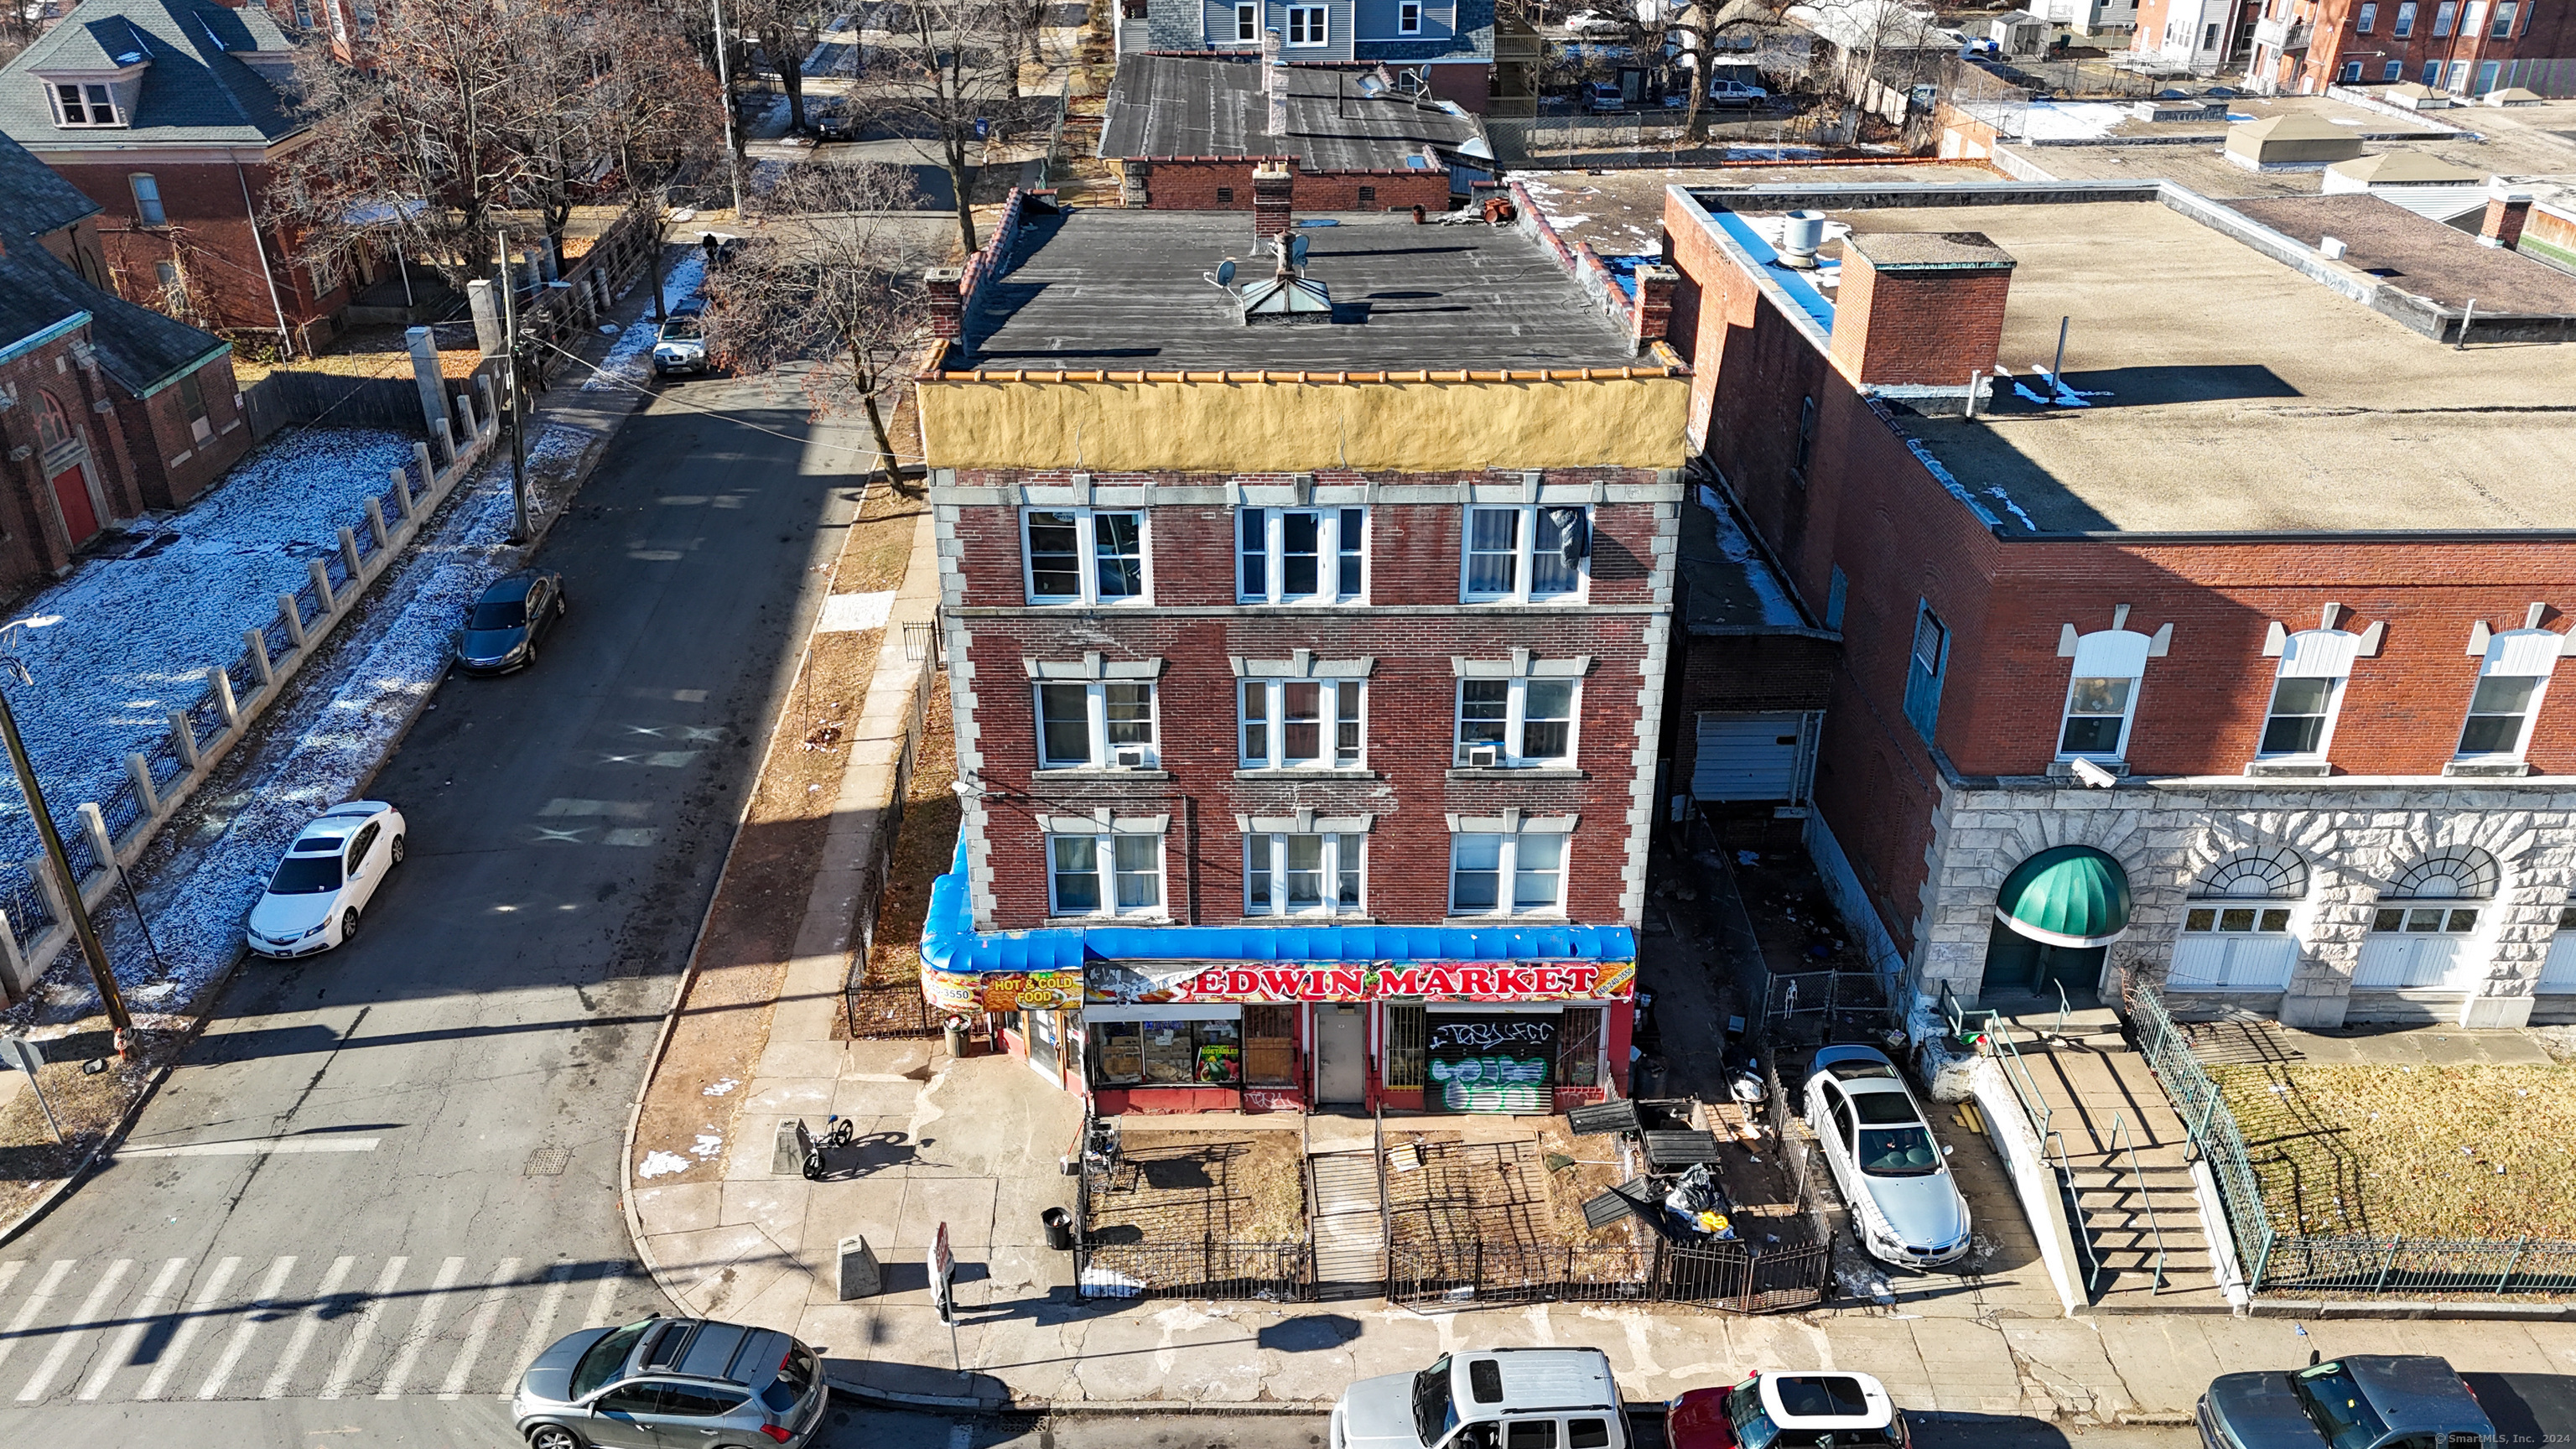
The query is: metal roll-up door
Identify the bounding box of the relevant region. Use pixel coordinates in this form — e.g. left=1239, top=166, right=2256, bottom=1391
left=1691, top=711, right=1817, bottom=802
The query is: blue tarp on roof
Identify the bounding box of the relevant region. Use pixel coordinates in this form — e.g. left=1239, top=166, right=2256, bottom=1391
left=918, top=839, right=1635, bottom=974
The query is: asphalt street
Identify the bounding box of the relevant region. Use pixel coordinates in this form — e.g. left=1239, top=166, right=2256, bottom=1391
left=0, top=369, right=865, bottom=1439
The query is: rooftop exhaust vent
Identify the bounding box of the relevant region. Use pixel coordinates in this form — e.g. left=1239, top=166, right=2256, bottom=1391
left=1779, top=210, right=1827, bottom=270
left=1209, top=233, right=1333, bottom=325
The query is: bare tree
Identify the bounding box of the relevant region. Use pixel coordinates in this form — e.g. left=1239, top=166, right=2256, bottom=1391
left=865, top=0, right=1056, bottom=255
left=729, top=0, right=832, bottom=133
left=703, top=161, right=935, bottom=487
left=1668, top=0, right=1799, bottom=140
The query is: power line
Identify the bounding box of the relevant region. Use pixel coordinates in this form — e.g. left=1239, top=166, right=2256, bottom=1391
left=528, top=333, right=924, bottom=468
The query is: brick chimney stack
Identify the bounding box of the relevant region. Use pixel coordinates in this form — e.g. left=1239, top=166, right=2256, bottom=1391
left=1630, top=264, right=1677, bottom=351
left=2482, top=190, right=2532, bottom=250
left=1826, top=231, right=2016, bottom=390
left=1252, top=165, right=1294, bottom=240
left=925, top=266, right=965, bottom=350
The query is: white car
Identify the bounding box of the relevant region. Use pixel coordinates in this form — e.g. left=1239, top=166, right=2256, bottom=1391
left=246, top=802, right=406, bottom=958
left=1565, top=8, right=1626, bottom=33
left=1804, top=1044, right=1971, bottom=1268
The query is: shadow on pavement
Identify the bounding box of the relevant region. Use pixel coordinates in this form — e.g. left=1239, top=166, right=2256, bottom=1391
left=1259, top=1314, right=1360, bottom=1352
left=2464, top=1373, right=2576, bottom=1448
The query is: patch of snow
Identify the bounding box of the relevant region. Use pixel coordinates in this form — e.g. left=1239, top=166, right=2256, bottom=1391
left=1986, top=486, right=2041, bottom=532
left=638, top=1150, right=693, bottom=1179
left=1697, top=487, right=1805, bottom=627
left=588, top=252, right=707, bottom=393
left=690, top=1132, right=724, bottom=1159
left=1900, top=438, right=2009, bottom=531
left=703, top=1078, right=741, bottom=1097
left=2018, top=101, right=2138, bottom=143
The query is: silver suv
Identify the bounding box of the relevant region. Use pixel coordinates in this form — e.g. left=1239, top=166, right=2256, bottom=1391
left=512, top=1315, right=828, bottom=1448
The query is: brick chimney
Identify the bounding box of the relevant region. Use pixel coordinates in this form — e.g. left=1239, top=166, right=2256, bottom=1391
left=1630, top=264, right=1677, bottom=351
left=924, top=266, right=964, bottom=347
left=1252, top=164, right=1294, bottom=239
left=1827, top=231, right=2015, bottom=389
left=2482, top=190, right=2532, bottom=250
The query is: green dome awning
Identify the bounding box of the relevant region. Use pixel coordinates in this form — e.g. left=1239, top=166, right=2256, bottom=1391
left=1995, top=845, right=2132, bottom=948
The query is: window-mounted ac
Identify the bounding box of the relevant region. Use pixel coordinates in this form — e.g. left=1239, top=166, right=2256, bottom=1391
left=1462, top=745, right=1500, bottom=768
left=1113, top=748, right=1149, bottom=768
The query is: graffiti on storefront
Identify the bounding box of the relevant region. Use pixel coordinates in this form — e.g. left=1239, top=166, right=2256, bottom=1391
left=1427, top=1014, right=1557, bottom=1113
left=1084, top=959, right=1636, bottom=1005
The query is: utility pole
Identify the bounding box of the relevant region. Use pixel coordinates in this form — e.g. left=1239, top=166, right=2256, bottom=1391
left=711, top=0, right=745, bottom=215
left=0, top=655, right=130, bottom=1053
left=496, top=230, right=531, bottom=543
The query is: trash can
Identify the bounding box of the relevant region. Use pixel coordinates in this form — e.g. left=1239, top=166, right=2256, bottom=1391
left=944, top=1020, right=969, bottom=1058
left=1041, top=1207, right=1074, bottom=1251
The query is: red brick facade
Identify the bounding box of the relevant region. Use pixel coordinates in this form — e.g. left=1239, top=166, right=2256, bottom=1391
left=1824, top=245, right=2012, bottom=389
left=1119, top=156, right=1452, bottom=213
left=47, top=157, right=345, bottom=351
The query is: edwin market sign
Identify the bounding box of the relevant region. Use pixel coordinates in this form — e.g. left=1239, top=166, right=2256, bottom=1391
left=1084, top=959, right=1637, bottom=1005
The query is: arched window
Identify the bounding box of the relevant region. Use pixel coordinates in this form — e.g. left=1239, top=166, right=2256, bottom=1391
left=2355, top=846, right=2497, bottom=989
left=34, top=392, right=72, bottom=452
left=2171, top=849, right=2307, bottom=991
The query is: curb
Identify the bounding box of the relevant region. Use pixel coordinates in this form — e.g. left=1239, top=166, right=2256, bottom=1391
left=2250, top=1297, right=2576, bottom=1322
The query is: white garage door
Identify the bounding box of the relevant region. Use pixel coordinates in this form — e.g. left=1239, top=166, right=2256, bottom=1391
left=1692, top=712, right=1815, bottom=802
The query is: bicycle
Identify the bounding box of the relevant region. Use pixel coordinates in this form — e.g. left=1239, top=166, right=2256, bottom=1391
left=798, top=1113, right=856, bottom=1182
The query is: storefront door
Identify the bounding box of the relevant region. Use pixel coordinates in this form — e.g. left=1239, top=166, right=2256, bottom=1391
left=1315, top=1004, right=1365, bottom=1106
left=1030, top=1009, right=1062, bottom=1082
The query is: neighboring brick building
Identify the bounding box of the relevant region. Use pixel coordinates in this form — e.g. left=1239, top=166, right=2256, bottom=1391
left=1665, top=177, right=2576, bottom=1031
left=1, top=134, right=249, bottom=592
left=913, top=195, right=1689, bottom=1115
left=0, top=0, right=346, bottom=352
left=1665, top=484, right=1838, bottom=813
left=2146, top=0, right=2574, bottom=95
left=1100, top=55, right=1485, bottom=213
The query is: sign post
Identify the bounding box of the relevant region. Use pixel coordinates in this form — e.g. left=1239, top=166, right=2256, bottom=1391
left=1, top=1034, right=59, bottom=1143
left=928, top=1221, right=960, bottom=1374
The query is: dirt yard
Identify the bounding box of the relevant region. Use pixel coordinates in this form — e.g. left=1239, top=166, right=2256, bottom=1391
left=1083, top=1129, right=1306, bottom=1244
left=2213, top=1060, right=2576, bottom=1240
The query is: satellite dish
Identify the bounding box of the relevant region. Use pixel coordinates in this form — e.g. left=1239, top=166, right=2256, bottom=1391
left=1217, top=258, right=1238, bottom=285
left=1289, top=234, right=1310, bottom=267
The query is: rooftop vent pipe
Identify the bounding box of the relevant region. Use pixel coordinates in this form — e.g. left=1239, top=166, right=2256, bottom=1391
left=1779, top=210, right=1827, bottom=270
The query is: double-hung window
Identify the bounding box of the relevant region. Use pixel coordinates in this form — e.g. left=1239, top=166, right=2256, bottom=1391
left=2382, top=60, right=2403, bottom=80
left=1239, top=507, right=1363, bottom=602
left=2355, top=1, right=2376, bottom=29
left=1049, top=833, right=1163, bottom=917
left=1036, top=682, right=1156, bottom=768
left=129, top=174, right=165, bottom=226
left=1462, top=505, right=1587, bottom=602
left=2057, top=628, right=2152, bottom=761
left=1024, top=509, right=1145, bottom=605
left=1235, top=2, right=1258, bottom=39
left=1245, top=832, right=1364, bottom=917
left=1449, top=828, right=1570, bottom=917
left=2491, top=0, right=2516, bottom=35
left=52, top=82, right=122, bottom=127
left=1241, top=679, right=1364, bottom=769
left=2393, top=0, right=2416, bottom=31
left=1456, top=678, right=1575, bottom=767
left=2257, top=628, right=2362, bottom=761
left=1287, top=4, right=1327, bottom=43
left=1902, top=602, right=1948, bottom=742
left=2454, top=628, right=2561, bottom=762
left=1398, top=0, right=1422, bottom=31
left=2433, top=0, right=2455, bottom=34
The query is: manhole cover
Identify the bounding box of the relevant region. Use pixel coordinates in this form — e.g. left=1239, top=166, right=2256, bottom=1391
left=524, top=1145, right=573, bottom=1176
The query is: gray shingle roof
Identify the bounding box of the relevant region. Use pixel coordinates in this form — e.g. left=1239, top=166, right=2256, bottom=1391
left=0, top=130, right=102, bottom=241
left=1100, top=54, right=1488, bottom=170
left=0, top=0, right=301, bottom=148
left=0, top=236, right=230, bottom=398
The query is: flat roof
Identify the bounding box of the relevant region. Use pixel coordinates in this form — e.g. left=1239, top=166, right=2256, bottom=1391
left=1098, top=54, right=1487, bottom=171
left=1706, top=191, right=2576, bottom=536
left=966, top=209, right=1642, bottom=371
left=2224, top=194, right=2576, bottom=314
left=1516, top=163, right=2002, bottom=257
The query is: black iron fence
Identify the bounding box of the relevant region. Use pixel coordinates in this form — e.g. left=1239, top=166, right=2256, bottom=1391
left=1389, top=1235, right=1828, bottom=1312
left=843, top=975, right=939, bottom=1037
left=1075, top=1239, right=1316, bottom=1302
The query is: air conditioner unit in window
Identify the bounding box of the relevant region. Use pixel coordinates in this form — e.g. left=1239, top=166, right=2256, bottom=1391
left=1113, top=748, right=1148, bottom=768
left=1463, top=745, right=1500, bottom=767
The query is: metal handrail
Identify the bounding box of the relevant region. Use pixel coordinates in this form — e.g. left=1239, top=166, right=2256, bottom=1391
left=2110, top=1110, right=2169, bottom=1292
left=2052, top=979, right=2070, bottom=1039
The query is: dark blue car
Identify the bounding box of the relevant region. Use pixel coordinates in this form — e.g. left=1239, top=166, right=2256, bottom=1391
left=456, top=569, right=566, bottom=675
left=2199, top=1356, right=2493, bottom=1449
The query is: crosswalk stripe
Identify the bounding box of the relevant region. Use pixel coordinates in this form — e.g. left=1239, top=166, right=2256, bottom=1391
left=437, top=1256, right=519, bottom=1401
left=260, top=1254, right=351, bottom=1400
left=0, top=1260, right=78, bottom=1381
left=78, top=1256, right=186, bottom=1401
left=580, top=1265, right=623, bottom=1329
left=16, top=1256, right=130, bottom=1401
left=374, top=1255, right=464, bottom=1400
left=195, top=1255, right=293, bottom=1401
left=314, top=1255, right=405, bottom=1400
left=502, top=1262, right=577, bottom=1400
left=136, top=1255, right=238, bottom=1401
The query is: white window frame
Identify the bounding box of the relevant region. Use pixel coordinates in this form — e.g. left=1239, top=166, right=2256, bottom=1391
left=1398, top=0, right=1423, bottom=32
left=1237, top=506, right=1365, bottom=603
left=128, top=173, right=165, bottom=227
left=1454, top=677, right=1578, bottom=768
left=1234, top=1, right=1258, bottom=40
left=1035, top=681, right=1157, bottom=770
left=1239, top=678, right=1365, bottom=770
left=49, top=81, right=124, bottom=127
left=2055, top=627, right=2155, bottom=762
left=2393, top=0, right=2416, bottom=31
left=2454, top=628, right=2562, bottom=762
left=1447, top=827, right=1572, bottom=918
left=2355, top=0, right=2376, bottom=27
left=1021, top=506, right=1150, bottom=605
left=1461, top=504, right=1589, bottom=604
left=2383, top=59, right=2404, bottom=80
left=1286, top=3, right=1328, bottom=44
left=2257, top=628, right=2361, bottom=761
left=1046, top=832, right=1166, bottom=918
left=1244, top=831, right=1366, bottom=917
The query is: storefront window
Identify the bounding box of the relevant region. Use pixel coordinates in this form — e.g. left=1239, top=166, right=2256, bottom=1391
left=1556, top=1006, right=1603, bottom=1088
left=1384, top=1004, right=1426, bottom=1088
left=1244, top=1005, right=1296, bottom=1086
left=1092, top=1020, right=1144, bottom=1083
left=1094, top=1018, right=1244, bottom=1086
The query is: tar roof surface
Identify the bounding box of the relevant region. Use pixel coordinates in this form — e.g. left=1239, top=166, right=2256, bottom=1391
left=966, top=210, right=1639, bottom=370
left=1774, top=196, right=2576, bottom=536
left=1099, top=54, right=1485, bottom=170
left=2225, top=193, right=2576, bottom=313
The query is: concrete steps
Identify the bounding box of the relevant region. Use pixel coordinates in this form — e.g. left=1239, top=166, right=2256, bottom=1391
left=1308, top=1150, right=1386, bottom=1292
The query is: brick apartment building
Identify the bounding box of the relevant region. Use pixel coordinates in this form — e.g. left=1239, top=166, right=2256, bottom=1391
left=2137, top=0, right=2575, bottom=94
left=1, top=134, right=249, bottom=593
left=1662, top=176, right=2576, bottom=1031
left=911, top=186, right=1690, bottom=1114
left=0, top=0, right=349, bottom=353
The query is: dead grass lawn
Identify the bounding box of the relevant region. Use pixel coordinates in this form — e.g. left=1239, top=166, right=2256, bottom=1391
left=2213, top=1060, right=2576, bottom=1240
left=1083, top=1129, right=1306, bottom=1244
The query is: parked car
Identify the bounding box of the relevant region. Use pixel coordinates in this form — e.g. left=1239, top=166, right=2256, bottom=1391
left=2197, top=1356, right=2494, bottom=1449
left=1565, top=8, right=1626, bottom=33
left=1803, top=1044, right=1971, bottom=1268
left=1670, top=1370, right=1909, bottom=1449
left=1706, top=77, right=1769, bottom=107
left=456, top=569, right=568, bottom=675
left=652, top=296, right=709, bottom=376
left=244, top=802, right=404, bottom=958
left=515, top=1315, right=831, bottom=1449
left=1581, top=80, right=1626, bottom=112
left=1332, top=1348, right=1628, bottom=1449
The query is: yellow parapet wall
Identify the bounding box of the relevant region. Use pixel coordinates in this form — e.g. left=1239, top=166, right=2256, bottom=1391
left=916, top=371, right=1696, bottom=473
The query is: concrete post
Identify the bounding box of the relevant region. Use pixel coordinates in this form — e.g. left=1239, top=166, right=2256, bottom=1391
left=208, top=663, right=240, bottom=727
left=413, top=441, right=437, bottom=491
left=167, top=710, right=200, bottom=771
left=389, top=466, right=417, bottom=521
left=468, top=278, right=505, bottom=358
left=405, top=325, right=449, bottom=447
left=126, top=753, right=158, bottom=816
left=835, top=1237, right=882, bottom=1299
left=363, top=497, right=390, bottom=552
left=277, top=593, right=307, bottom=647
left=25, top=854, right=68, bottom=932
left=76, top=801, right=114, bottom=868
left=0, top=905, right=27, bottom=1000
left=338, top=527, right=364, bottom=578
left=454, top=391, right=475, bottom=444
left=309, top=558, right=336, bottom=612
left=432, top=416, right=455, bottom=468
left=474, top=376, right=498, bottom=439
left=242, top=628, right=273, bottom=687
